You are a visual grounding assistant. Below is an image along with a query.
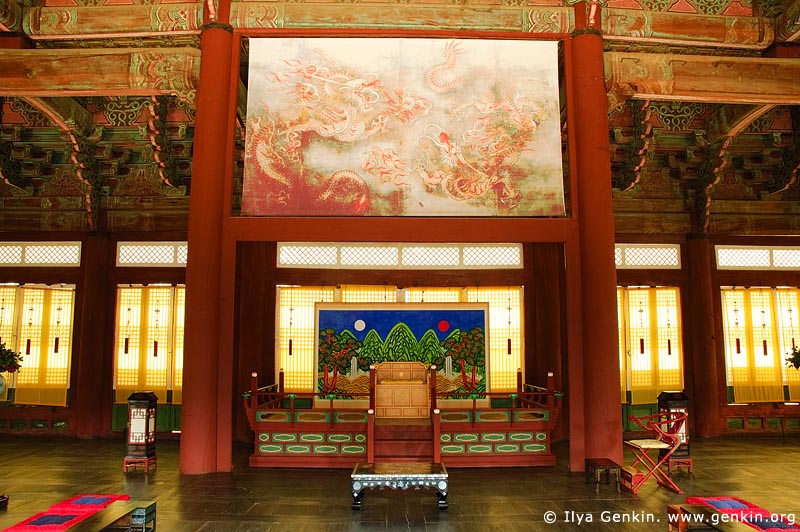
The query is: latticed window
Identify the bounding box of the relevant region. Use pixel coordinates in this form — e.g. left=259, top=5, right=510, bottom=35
left=0, top=284, right=76, bottom=406
left=0, top=242, right=81, bottom=267
left=113, top=285, right=185, bottom=403
left=276, top=285, right=523, bottom=392
left=277, top=286, right=336, bottom=390
left=116, top=241, right=187, bottom=267
left=617, top=286, right=684, bottom=404
left=721, top=287, right=800, bottom=402
left=716, top=246, right=800, bottom=270
left=615, top=244, right=680, bottom=269
left=276, top=243, right=523, bottom=269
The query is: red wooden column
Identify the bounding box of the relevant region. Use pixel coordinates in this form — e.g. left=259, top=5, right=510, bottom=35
left=73, top=234, right=113, bottom=438
left=571, top=26, right=624, bottom=463
left=686, top=234, right=722, bottom=436
left=179, top=21, right=234, bottom=474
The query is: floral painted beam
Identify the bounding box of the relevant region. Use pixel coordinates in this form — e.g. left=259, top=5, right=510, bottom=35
left=0, top=48, right=200, bottom=102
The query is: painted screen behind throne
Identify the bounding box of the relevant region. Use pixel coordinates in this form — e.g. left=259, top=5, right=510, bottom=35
left=243, top=38, right=565, bottom=217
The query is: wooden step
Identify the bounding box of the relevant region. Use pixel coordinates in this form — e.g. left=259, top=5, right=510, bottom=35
left=619, top=465, right=644, bottom=492
left=375, top=426, right=432, bottom=440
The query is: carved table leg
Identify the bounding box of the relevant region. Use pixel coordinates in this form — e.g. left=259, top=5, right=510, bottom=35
left=351, top=482, right=364, bottom=510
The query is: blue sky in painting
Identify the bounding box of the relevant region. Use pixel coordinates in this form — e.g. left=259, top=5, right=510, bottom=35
left=318, top=309, right=486, bottom=342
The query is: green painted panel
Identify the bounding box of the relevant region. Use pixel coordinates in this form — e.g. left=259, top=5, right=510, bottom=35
left=299, top=433, right=325, bottom=442
left=327, top=433, right=353, bottom=443
left=477, top=412, right=510, bottom=422
left=257, top=433, right=270, bottom=442
left=342, top=445, right=367, bottom=454
left=335, top=412, right=368, bottom=423
left=467, top=444, right=493, bottom=453
left=440, top=433, right=452, bottom=442
left=747, top=417, right=763, bottom=429
left=727, top=417, right=745, bottom=430
left=454, top=433, right=479, bottom=442
left=296, top=412, right=330, bottom=422
left=516, top=410, right=548, bottom=422
left=522, top=443, right=547, bottom=453
left=508, top=432, right=533, bottom=441
left=272, top=433, right=297, bottom=443
left=313, top=445, right=339, bottom=454
left=112, top=403, right=128, bottom=431
left=258, top=411, right=290, bottom=422
left=536, top=432, right=548, bottom=441
left=440, top=444, right=466, bottom=454
left=354, top=433, right=367, bottom=443
left=480, top=432, right=506, bottom=442
left=495, top=444, right=521, bottom=453
left=441, top=412, right=471, bottom=422
left=52, top=419, right=68, bottom=431
left=258, top=444, right=283, bottom=454
left=285, top=444, right=312, bottom=454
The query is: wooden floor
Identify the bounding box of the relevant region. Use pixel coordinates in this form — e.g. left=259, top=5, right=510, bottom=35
left=0, top=435, right=798, bottom=531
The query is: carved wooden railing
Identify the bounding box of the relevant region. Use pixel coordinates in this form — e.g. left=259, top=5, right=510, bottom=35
left=428, top=369, right=562, bottom=426
left=242, top=370, right=373, bottom=429
left=243, top=368, right=562, bottom=466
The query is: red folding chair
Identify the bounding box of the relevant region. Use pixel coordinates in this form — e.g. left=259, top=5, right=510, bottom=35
left=624, top=411, right=687, bottom=494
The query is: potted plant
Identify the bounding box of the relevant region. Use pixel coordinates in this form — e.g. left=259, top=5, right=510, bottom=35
left=787, top=346, right=800, bottom=370
left=0, top=342, right=23, bottom=374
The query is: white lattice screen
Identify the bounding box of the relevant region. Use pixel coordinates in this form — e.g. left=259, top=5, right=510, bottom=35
left=117, top=242, right=187, bottom=267
left=276, top=243, right=523, bottom=269
left=615, top=244, right=680, bottom=269
left=0, top=242, right=81, bottom=267
left=716, top=246, right=800, bottom=270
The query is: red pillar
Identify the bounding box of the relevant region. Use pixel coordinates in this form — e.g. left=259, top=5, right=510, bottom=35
left=179, top=22, right=234, bottom=474
left=571, top=27, right=624, bottom=463
left=686, top=235, right=722, bottom=436
left=73, top=234, right=113, bottom=438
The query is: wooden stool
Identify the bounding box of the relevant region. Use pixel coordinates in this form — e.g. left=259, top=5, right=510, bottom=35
left=585, top=458, right=621, bottom=493
left=123, top=456, right=157, bottom=473
left=667, top=457, right=693, bottom=474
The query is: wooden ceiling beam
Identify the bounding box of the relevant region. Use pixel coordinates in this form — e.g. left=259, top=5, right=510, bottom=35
left=605, top=52, right=800, bottom=105
left=0, top=48, right=200, bottom=101
left=23, top=4, right=202, bottom=41
left=603, top=9, right=773, bottom=50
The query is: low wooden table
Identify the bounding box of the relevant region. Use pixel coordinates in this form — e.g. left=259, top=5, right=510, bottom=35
left=585, top=457, right=621, bottom=492
left=69, top=499, right=156, bottom=531
left=351, top=462, right=448, bottom=510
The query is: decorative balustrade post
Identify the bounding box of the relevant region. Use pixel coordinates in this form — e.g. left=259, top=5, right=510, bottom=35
left=369, top=365, right=376, bottom=412
left=547, top=371, right=555, bottom=411
left=367, top=409, right=375, bottom=464
left=278, top=369, right=285, bottom=393
left=517, top=368, right=523, bottom=394
left=249, top=372, right=258, bottom=410
left=430, top=364, right=438, bottom=413
left=432, top=409, right=441, bottom=464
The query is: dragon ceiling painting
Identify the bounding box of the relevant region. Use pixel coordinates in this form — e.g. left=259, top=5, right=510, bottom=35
left=242, top=38, right=565, bottom=217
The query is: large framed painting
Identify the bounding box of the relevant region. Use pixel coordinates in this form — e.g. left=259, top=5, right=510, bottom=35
left=315, top=303, right=489, bottom=398
left=243, top=38, right=565, bottom=217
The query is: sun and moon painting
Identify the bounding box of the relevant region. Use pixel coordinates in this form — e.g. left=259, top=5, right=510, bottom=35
left=316, top=305, right=489, bottom=396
